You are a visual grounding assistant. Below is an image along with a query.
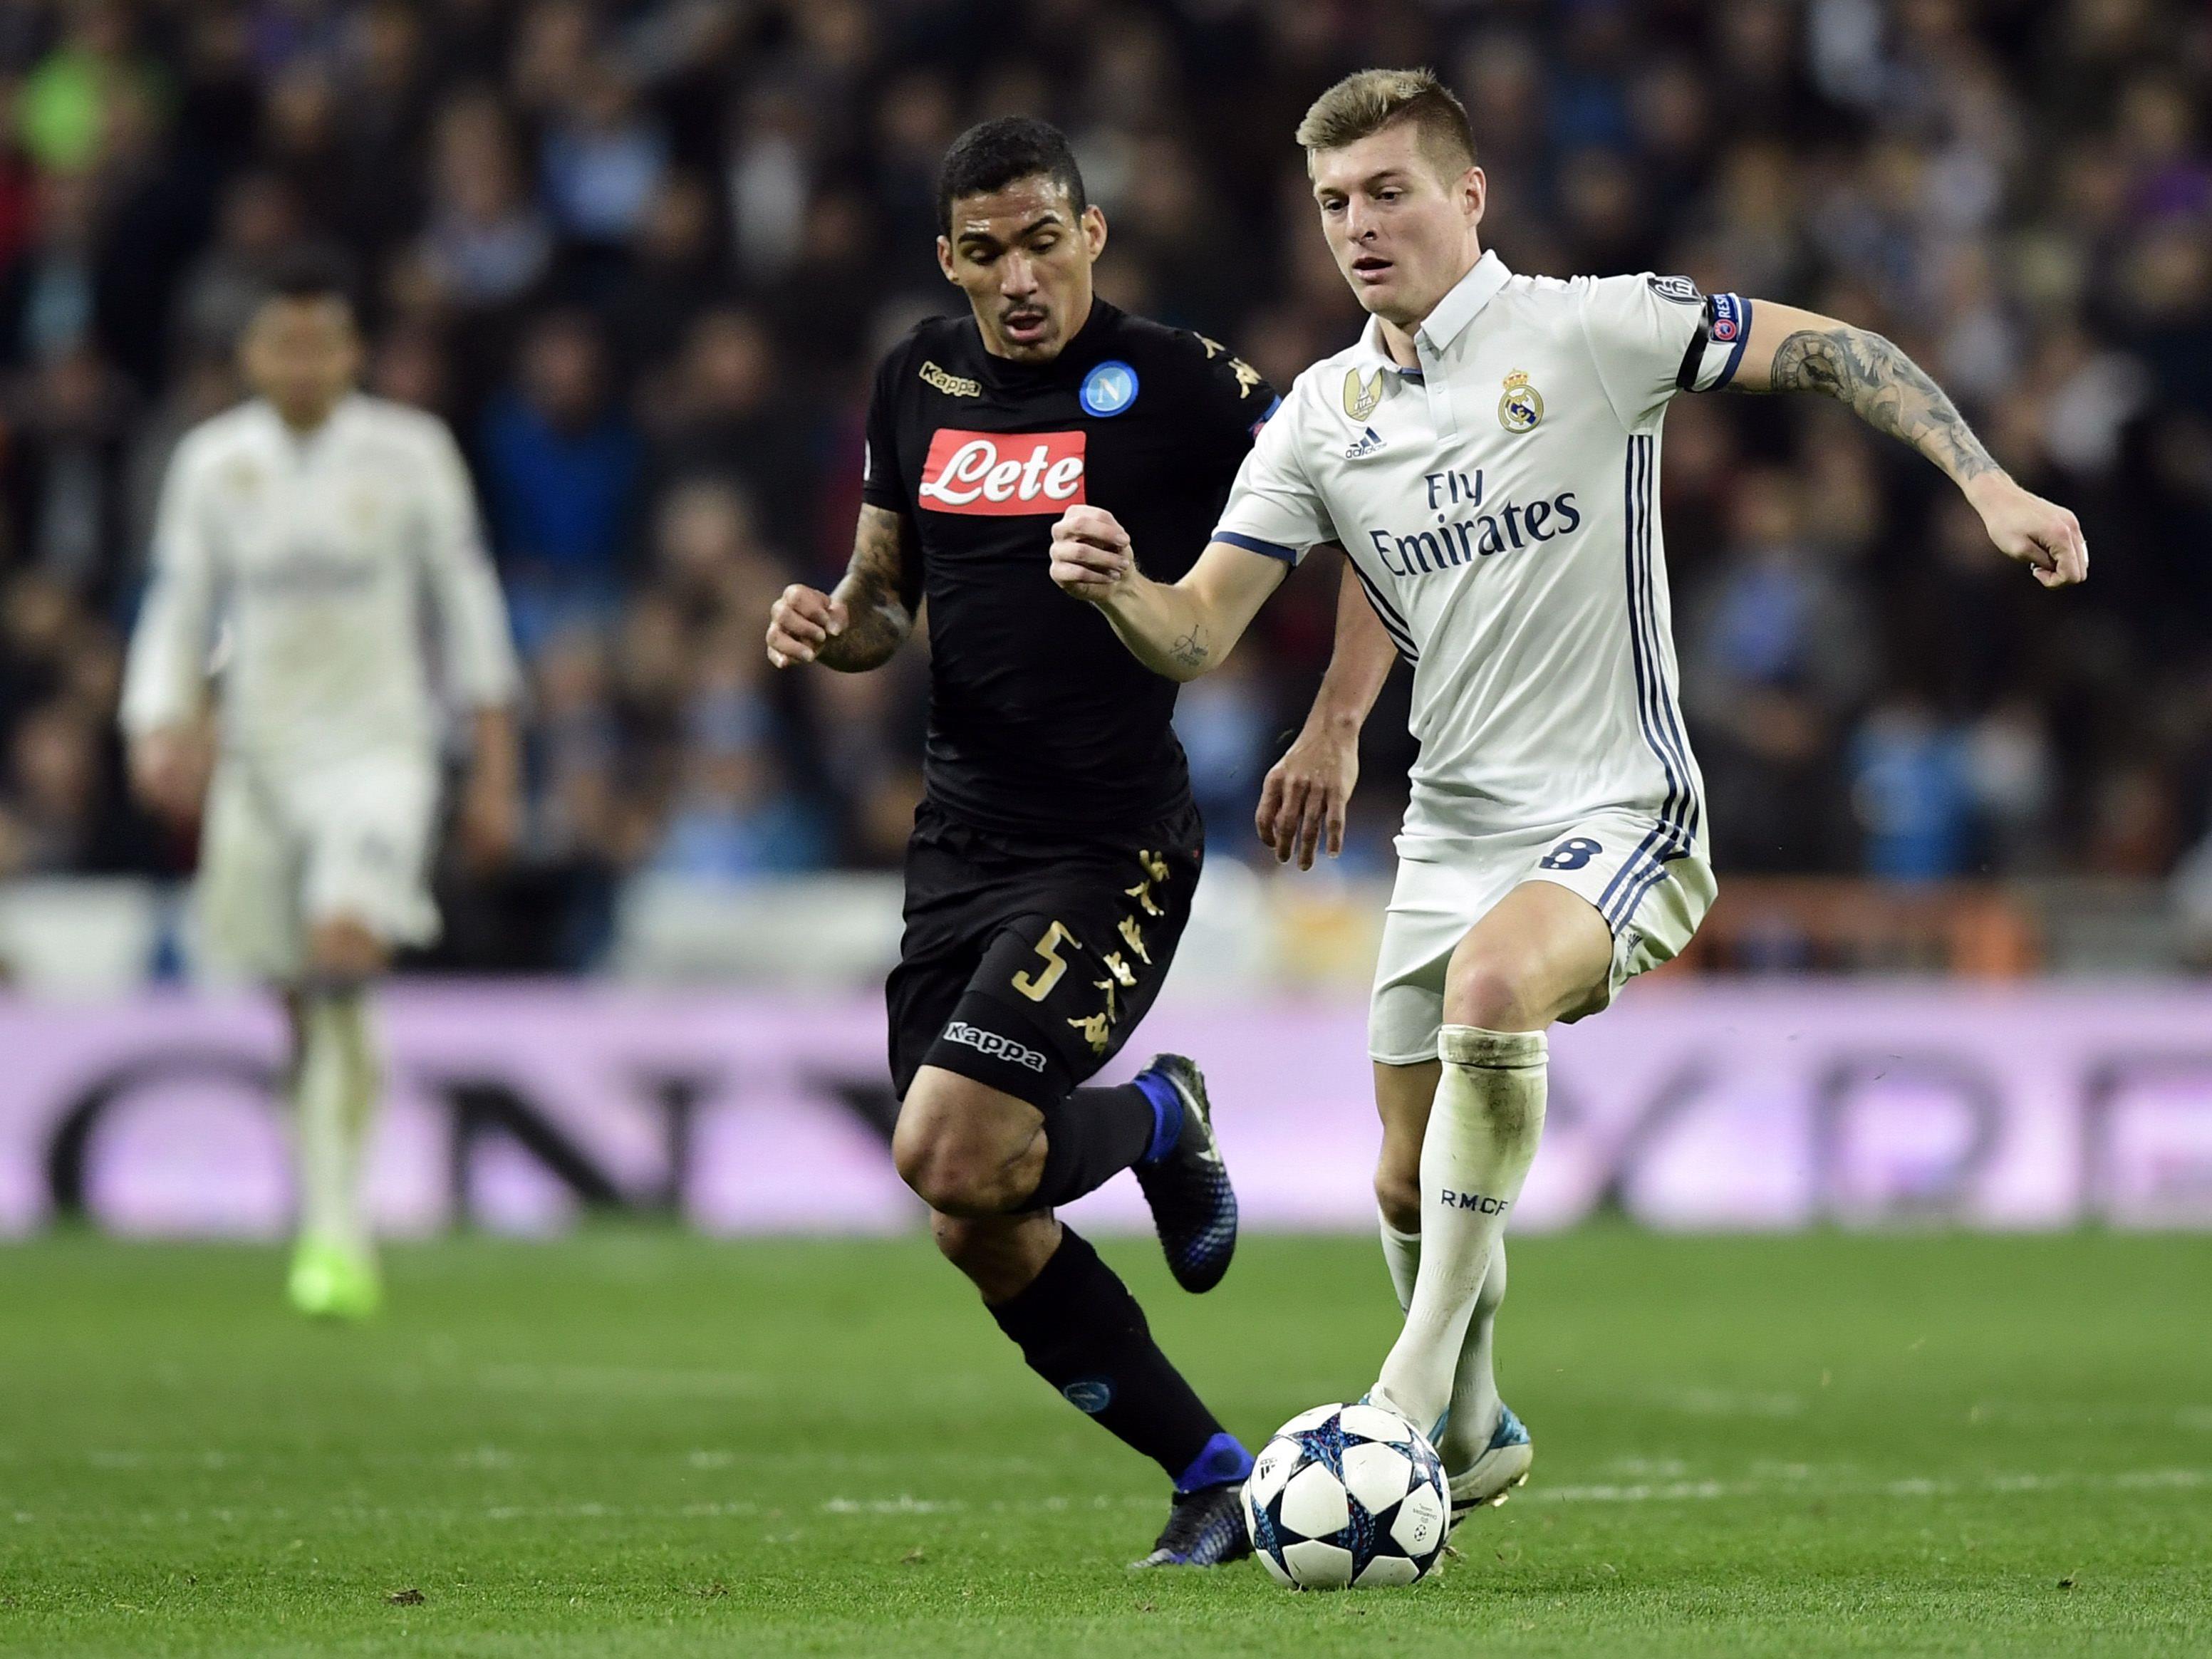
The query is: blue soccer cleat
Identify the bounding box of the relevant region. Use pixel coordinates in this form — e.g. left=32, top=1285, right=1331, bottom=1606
left=1131, top=1055, right=1237, bottom=1293
left=1448, top=1403, right=1533, bottom=1525
left=1131, top=1479, right=1252, bottom=1569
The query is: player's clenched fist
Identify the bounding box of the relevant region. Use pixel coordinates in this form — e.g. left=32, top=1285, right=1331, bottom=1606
left=1049, top=505, right=1134, bottom=601
left=766, top=583, right=848, bottom=667
left=1966, top=474, right=2089, bottom=588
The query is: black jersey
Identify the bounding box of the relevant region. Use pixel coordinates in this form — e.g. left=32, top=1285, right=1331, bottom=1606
left=860, top=299, right=1277, bottom=835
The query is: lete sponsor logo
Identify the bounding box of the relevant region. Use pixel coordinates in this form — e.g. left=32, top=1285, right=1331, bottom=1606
left=917, top=428, right=1086, bottom=514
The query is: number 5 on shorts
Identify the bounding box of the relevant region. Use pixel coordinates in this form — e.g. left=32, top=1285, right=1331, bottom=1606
left=1012, top=920, right=1076, bottom=1001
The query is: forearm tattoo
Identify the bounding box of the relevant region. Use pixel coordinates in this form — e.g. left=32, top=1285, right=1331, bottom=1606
left=819, top=505, right=915, bottom=671
left=1168, top=624, right=1210, bottom=671
left=1768, top=327, right=1999, bottom=485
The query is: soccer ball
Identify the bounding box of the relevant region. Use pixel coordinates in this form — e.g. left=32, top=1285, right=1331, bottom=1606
left=1242, top=1402, right=1450, bottom=1589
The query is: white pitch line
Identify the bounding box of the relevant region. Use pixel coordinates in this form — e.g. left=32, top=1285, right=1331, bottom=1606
left=1524, top=1467, right=2212, bottom=1506
left=15, top=1468, right=2206, bottom=1531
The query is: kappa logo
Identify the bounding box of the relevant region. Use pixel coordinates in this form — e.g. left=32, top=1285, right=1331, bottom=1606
left=918, top=359, right=980, bottom=397
left=916, top=429, right=1086, bottom=515
left=1344, top=366, right=1384, bottom=420
left=1198, top=334, right=1267, bottom=399
left=940, top=1020, right=1048, bottom=1073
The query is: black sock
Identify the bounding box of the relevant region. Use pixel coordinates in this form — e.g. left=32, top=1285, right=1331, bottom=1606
left=989, top=1227, right=1234, bottom=1485
left=1026, top=1082, right=1158, bottom=1210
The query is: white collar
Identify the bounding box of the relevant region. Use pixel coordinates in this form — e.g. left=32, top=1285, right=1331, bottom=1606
left=1356, top=249, right=1512, bottom=371
left=253, top=391, right=363, bottom=454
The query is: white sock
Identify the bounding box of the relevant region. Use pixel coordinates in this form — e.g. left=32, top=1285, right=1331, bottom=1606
left=294, top=990, right=381, bottom=1252
left=1379, top=1210, right=1421, bottom=1311
left=1373, top=1026, right=1546, bottom=1435
left=1378, top=1210, right=1510, bottom=1469
left=1438, top=1242, right=1507, bottom=1471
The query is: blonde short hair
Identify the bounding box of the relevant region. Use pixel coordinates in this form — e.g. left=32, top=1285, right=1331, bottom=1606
left=1295, top=68, right=1477, bottom=178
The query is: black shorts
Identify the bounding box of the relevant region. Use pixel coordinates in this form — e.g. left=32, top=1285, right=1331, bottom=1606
left=886, top=799, right=1203, bottom=1108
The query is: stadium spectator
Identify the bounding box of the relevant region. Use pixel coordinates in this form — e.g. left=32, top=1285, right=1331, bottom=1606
left=0, top=0, right=2198, bottom=968
left=479, top=306, right=638, bottom=646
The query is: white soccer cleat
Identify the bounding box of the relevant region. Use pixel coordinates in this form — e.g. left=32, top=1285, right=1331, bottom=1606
left=1447, top=1403, right=1532, bottom=1525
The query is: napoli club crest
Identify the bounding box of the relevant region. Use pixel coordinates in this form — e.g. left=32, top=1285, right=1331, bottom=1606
left=1498, top=368, right=1544, bottom=432
left=1079, top=359, right=1139, bottom=417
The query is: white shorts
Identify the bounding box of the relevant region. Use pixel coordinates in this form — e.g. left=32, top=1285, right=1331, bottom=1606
left=1368, top=809, right=1717, bottom=1066
left=196, top=749, right=442, bottom=982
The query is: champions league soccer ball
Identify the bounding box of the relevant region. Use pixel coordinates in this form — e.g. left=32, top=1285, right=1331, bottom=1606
left=1242, top=1403, right=1451, bottom=1589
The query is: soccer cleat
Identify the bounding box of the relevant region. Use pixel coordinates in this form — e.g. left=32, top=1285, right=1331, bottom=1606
left=1447, top=1403, right=1532, bottom=1526
left=1131, top=1054, right=1237, bottom=1293
left=1130, top=1481, right=1253, bottom=1569
left=286, top=1237, right=383, bottom=1321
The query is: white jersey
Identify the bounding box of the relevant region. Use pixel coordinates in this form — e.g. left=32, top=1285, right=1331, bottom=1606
left=1215, top=251, right=1753, bottom=864
left=121, top=393, right=518, bottom=768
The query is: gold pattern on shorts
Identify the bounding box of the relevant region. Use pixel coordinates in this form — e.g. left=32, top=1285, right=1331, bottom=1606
left=1117, top=914, right=1151, bottom=963
left=1066, top=1011, right=1109, bottom=1054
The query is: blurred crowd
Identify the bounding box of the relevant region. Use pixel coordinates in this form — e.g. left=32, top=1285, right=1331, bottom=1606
left=2, top=0, right=2212, bottom=970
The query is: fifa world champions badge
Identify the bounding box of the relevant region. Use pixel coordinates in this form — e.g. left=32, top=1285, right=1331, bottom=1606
left=1344, top=367, right=1383, bottom=420
left=1498, top=368, right=1544, bottom=432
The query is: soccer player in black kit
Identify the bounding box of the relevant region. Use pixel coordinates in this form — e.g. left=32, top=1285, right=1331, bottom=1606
left=764, top=119, right=1275, bottom=1566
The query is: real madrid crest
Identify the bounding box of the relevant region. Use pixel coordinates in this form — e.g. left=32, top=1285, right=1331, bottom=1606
left=1344, top=367, right=1383, bottom=421
left=1498, top=368, right=1543, bottom=433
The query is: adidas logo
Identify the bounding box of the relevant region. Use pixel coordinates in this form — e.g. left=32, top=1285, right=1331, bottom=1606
left=1344, top=425, right=1388, bottom=459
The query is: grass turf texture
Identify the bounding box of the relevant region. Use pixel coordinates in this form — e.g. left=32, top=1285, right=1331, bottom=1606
left=1, top=1230, right=2208, bottom=1658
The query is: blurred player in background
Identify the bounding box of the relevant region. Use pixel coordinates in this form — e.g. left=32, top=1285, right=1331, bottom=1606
left=764, top=118, right=1275, bottom=1566
left=1053, top=69, right=2087, bottom=1520
left=120, top=256, right=521, bottom=1319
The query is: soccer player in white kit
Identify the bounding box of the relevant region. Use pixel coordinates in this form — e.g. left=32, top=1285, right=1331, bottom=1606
left=121, top=259, right=521, bottom=1318
left=1049, top=70, right=2087, bottom=1517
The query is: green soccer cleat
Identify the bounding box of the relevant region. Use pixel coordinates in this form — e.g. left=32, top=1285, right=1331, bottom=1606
left=286, top=1238, right=383, bottom=1321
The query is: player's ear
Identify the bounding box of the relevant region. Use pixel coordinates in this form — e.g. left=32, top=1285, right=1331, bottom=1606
left=1461, top=166, right=1487, bottom=227
left=935, top=234, right=958, bottom=284
left=1081, top=203, right=1108, bottom=261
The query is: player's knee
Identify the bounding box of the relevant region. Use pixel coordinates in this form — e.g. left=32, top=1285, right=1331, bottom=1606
left=892, top=1123, right=998, bottom=1215
left=1374, top=1163, right=1421, bottom=1234
left=307, top=915, right=388, bottom=982
left=1443, top=954, right=1543, bottom=1033
left=891, top=1079, right=1036, bottom=1216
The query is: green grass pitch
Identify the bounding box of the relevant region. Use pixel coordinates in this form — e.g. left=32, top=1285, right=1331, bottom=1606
left=1, top=1227, right=2208, bottom=1657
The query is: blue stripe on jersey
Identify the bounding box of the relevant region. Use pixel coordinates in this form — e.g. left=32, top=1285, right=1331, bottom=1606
left=1346, top=561, right=1420, bottom=665
left=1632, top=437, right=1703, bottom=843
left=1600, top=435, right=1698, bottom=925
left=1214, top=530, right=1300, bottom=563
left=1351, top=560, right=1417, bottom=641
left=1628, top=437, right=1708, bottom=845
left=1611, top=848, right=1676, bottom=931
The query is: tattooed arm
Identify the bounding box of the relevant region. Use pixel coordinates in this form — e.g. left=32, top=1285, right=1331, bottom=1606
left=1730, top=301, right=2088, bottom=588
left=1047, top=505, right=1288, bottom=682
left=765, top=504, right=918, bottom=671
